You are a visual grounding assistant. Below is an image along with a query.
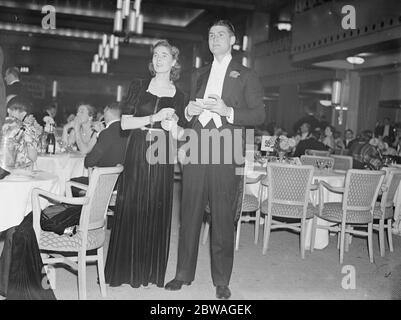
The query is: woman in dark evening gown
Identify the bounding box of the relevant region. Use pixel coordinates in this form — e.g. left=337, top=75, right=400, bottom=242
left=105, top=40, right=185, bottom=288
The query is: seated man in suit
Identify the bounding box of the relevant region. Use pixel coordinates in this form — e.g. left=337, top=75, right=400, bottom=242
left=33, top=103, right=57, bottom=127
left=375, top=117, right=396, bottom=144
left=293, top=130, right=329, bottom=157
left=4, top=67, right=29, bottom=104
left=343, top=129, right=355, bottom=150
left=71, top=102, right=128, bottom=192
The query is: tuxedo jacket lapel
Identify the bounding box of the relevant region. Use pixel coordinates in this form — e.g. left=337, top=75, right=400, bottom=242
left=221, top=60, right=241, bottom=103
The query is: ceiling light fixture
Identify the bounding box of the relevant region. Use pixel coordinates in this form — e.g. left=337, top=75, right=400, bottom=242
left=346, top=56, right=365, bottom=64
left=91, top=34, right=120, bottom=74
left=113, top=0, right=144, bottom=39
left=319, top=100, right=332, bottom=107
left=275, top=22, right=292, bottom=31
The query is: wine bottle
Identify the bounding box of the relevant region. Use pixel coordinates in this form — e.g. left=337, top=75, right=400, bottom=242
left=46, top=124, right=56, bottom=155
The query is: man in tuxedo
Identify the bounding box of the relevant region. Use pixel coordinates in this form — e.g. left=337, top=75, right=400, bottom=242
left=4, top=67, right=26, bottom=104
left=375, top=117, right=396, bottom=144
left=165, top=20, right=265, bottom=299
left=70, top=102, right=128, bottom=190
left=293, top=131, right=328, bottom=157
left=0, top=46, right=6, bottom=127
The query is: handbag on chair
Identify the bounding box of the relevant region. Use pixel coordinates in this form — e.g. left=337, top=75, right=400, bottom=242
left=40, top=204, right=82, bottom=236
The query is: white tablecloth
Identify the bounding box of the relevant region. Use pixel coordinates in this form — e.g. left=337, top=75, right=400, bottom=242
left=35, top=152, right=87, bottom=195
left=246, top=165, right=345, bottom=250
left=0, top=170, right=60, bottom=232
left=306, top=170, right=345, bottom=249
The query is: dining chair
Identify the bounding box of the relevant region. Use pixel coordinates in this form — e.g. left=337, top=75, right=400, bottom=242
left=77, top=166, right=117, bottom=227
left=331, top=155, right=353, bottom=171
left=311, top=169, right=385, bottom=264
left=202, top=152, right=264, bottom=250
left=31, top=165, right=124, bottom=300
left=260, top=163, right=318, bottom=258
left=305, top=149, right=330, bottom=157
left=300, top=155, right=334, bottom=169
left=334, top=148, right=350, bottom=155
left=373, top=169, right=401, bottom=256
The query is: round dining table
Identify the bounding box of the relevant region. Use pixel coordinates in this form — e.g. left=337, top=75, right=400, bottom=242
left=35, top=152, right=87, bottom=195
left=0, top=170, right=60, bottom=233
left=246, top=163, right=346, bottom=250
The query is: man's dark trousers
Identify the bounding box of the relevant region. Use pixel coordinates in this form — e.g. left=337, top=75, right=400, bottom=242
left=175, top=120, right=241, bottom=286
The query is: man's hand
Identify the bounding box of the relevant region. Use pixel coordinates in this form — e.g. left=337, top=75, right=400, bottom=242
left=202, top=94, right=231, bottom=117
left=92, top=121, right=105, bottom=133
left=186, top=101, right=204, bottom=117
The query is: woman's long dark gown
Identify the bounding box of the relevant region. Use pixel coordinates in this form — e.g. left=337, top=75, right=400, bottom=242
left=105, top=81, right=185, bottom=288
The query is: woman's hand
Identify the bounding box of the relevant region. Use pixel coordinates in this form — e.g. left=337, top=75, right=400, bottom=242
left=153, top=108, right=175, bottom=123
left=161, top=119, right=176, bottom=131
left=75, top=114, right=86, bottom=125
left=161, top=113, right=179, bottom=131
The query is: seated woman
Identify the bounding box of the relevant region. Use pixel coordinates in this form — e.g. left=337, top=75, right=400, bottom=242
left=321, top=125, right=335, bottom=151
left=1, top=96, right=42, bottom=169
left=62, top=103, right=98, bottom=154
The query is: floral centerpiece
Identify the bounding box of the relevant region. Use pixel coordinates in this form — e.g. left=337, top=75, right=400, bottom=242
left=0, top=115, right=43, bottom=169
left=265, top=135, right=297, bottom=159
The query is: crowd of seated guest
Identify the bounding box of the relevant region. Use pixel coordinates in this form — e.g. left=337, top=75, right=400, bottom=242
left=257, top=113, right=401, bottom=171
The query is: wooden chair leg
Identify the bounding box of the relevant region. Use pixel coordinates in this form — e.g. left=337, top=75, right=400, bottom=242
left=379, top=219, right=385, bottom=257
left=262, top=214, right=272, bottom=255
left=345, top=231, right=350, bottom=253
left=310, top=216, right=317, bottom=252
left=368, top=223, right=374, bottom=263
left=78, top=250, right=87, bottom=300
left=202, top=222, right=210, bottom=245
left=339, top=222, right=346, bottom=264
left=388, top=219, right=394, bottom=252
left=300, top=219, right=306, bottom=259
left=337, top=232, right=340, bottom=249
left=254, top=209, right=260, bottom=244
left=235, top=217, right=242, bottom=251
left=97, top=247, right=107, bottom=298
left=345, top=226, right=353, bottom=252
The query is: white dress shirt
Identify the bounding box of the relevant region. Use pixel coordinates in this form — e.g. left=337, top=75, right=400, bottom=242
left=187, top=54, right=234, bottom=128
left=105, top=119, right=120, bottom=129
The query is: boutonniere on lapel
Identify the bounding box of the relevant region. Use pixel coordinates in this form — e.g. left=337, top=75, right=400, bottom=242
left=229, top=70, right=240, bottom=79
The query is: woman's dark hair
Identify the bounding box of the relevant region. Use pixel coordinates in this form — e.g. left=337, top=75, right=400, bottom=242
left=300, top=122, right=311, bottom=133
left=360, top=130, right=373, bottom=141
left=148, top=39, right=181, bottom=82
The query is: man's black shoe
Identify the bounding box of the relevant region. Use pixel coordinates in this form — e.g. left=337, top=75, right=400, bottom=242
left=164, top=279, right=191, bottom=291
left=216, top=286, right=231, bottom=299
